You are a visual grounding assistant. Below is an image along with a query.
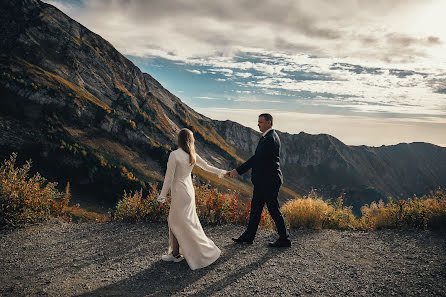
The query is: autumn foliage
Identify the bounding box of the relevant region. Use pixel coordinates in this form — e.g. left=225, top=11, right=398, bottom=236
left=113, top=184, right=446, bottom=231
left=359, top=189, right=446, bottom=230
left=2, top=152, right=445, bottom=231
left=0, top=153, right=70, bottom=227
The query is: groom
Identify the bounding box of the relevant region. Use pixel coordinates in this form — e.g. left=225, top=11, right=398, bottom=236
left=226, top=113, right=291, bottom=247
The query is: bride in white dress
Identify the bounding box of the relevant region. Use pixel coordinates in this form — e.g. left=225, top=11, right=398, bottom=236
left=157, top=128, right=227, bottom=270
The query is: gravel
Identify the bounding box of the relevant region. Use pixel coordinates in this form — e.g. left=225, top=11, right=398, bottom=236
left=1, top=219, right=445, bottom=296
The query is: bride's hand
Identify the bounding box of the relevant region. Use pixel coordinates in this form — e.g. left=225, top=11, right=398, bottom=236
left=157, top=196, right=166, bottom=203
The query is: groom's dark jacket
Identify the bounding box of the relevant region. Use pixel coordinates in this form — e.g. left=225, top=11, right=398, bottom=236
left=236, top=129, right=283, bottom=187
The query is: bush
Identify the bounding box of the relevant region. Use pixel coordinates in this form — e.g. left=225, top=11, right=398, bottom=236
left=360, top=188, right=446, bottom=230
left=111, top=184, right=169, bottom=222
left=194, top=184, right=272, bottom=228
left=195, top=185, right=240, bottom=225
left=281, top=191, right=356, bottom=230
left=0, top=153, right=70, bottom=227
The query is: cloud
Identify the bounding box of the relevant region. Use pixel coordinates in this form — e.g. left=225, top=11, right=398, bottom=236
left=209, top=68, right=233, bottom=77
left=235, top=72, right=252, bottom=78
left=186, top=69, right=201, bottom=74
left=45, top=0, right=445, bottom=64
left=428, top=76, right=446, bottom=94
left=195, top=96, right=220, bottom=100
left=234, top=97, right=281, bottom=103
left=386, top=33, right=442, bottom=47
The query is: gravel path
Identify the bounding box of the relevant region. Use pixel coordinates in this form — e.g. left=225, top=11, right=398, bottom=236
left=1, top=219, right=445, bottom=296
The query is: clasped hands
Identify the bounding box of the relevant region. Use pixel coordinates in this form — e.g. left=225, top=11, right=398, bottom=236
left=224, top=169, right=238, bottom=178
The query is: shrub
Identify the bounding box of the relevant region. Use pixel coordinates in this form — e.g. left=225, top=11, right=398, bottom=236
left=0, top=153, right=70, bottom=227
left=195, top=185, right=239, bottom=225
left=281, top=191, right=357, bottom=230
left=360, top=188, right=446, bottom=230
left=194, top=184, right=273, bottom=228
left=112, top=184, right=169, bottom=222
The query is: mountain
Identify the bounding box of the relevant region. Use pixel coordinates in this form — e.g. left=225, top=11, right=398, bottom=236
left=0, top=0, right=258, bottom=206
left=215, top=120, right=446, bottom=210
left=1, top=0, right=445, bottom=213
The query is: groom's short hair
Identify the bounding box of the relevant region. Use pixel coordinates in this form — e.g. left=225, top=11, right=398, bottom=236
left=259, top=113, right=273, bottom=126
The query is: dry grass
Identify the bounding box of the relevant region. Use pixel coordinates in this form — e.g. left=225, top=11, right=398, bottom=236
left=281, top=191, right=356, bottom=230
left=64, top=205, right=108, bottom=222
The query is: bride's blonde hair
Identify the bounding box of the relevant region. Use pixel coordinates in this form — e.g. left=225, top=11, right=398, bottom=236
left=178, top=128, right=196, bottom=165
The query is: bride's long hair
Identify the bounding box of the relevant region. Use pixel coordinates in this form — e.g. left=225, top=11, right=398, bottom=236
left=178, top=128, right=196, bottom=165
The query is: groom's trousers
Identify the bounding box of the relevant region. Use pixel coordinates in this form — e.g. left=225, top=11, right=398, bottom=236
left=243, top=182, right=289, bottom=240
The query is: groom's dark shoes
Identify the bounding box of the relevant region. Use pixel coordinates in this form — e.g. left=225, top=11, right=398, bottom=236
left=268, top=238, right=291, bottom=248
left=232, top=236, right=253, bottom=245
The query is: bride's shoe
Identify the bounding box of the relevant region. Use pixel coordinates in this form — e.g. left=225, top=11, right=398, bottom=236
left=161, top=253, right=184, bottom=262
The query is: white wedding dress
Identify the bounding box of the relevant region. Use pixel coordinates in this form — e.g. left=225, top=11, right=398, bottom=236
left=159, top=148, right=225, bottom=270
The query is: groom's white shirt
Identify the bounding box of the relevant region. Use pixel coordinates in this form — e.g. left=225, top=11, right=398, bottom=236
left=262, top=127, right=273, bottom=137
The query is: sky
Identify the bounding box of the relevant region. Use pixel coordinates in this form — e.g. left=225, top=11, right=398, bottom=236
left=45, top=0, right=446, bottom=147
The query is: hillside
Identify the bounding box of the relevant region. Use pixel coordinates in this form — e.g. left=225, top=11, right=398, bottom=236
left=0, top=0, right=265, bottom=207
left=1, top=0, right=446, bottom=213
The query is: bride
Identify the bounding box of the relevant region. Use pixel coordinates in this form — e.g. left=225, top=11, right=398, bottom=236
left=157, top=128, right=227, bottom=270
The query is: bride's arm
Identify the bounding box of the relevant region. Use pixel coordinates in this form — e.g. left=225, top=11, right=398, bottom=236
left=195, top=154, right=226, bottom=178
left=158, top=152, right=176, bottom=202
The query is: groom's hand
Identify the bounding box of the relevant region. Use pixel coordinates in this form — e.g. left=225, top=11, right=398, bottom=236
left=229, top=169, right=239, bottom=178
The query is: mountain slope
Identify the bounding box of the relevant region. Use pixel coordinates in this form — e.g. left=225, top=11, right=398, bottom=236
left=1, top=0, right=445, bottom=212
left=0, top=0, right=257, bottom=205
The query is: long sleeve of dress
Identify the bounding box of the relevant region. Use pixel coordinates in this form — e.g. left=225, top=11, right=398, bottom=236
left=195, top=154, right=226, bottom=178
left=159, top=152, right=177, bottom=200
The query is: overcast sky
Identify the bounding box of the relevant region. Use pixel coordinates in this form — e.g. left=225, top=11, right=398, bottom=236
left=45, top=0, right=446, bottom=146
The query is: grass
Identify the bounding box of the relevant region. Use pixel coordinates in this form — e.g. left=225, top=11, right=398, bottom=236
left=64, top=204, right=108, bottom=223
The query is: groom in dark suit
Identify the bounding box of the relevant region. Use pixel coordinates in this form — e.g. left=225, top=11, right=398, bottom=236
left=227, top=113, right=290, bottom=247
